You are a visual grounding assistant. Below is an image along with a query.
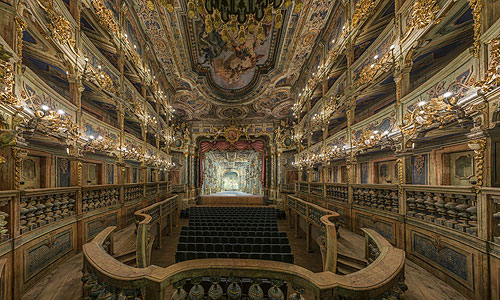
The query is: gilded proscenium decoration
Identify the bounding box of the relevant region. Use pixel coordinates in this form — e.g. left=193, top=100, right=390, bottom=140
left=352, top=0, right=376, bottom=29
left=408, top=0, right=442, bottom=30
left=474, top=39, right=500, bottom=92
left=469, top=0, right=482, bottom=58
left=469, top=138, right=486, bottom=193
left=399, top=94, right=467, bottom=139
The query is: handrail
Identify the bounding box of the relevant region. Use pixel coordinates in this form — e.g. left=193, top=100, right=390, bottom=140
left=134, top=195, right=178, bottom=268
left=82, top=226, right=406, bottom=299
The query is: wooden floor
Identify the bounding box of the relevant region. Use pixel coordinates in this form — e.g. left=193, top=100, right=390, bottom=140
left=21, top=215, right=468, bottom=300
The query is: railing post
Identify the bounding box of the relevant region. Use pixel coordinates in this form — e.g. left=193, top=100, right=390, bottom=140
left=323, top=218, right=338, bottom=273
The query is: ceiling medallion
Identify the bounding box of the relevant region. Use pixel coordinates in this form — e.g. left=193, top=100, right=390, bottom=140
left=181, top=0, right=302, bottom=44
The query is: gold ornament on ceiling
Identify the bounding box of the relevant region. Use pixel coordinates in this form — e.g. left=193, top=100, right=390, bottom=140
left=175, top=0, right=302, bottom=44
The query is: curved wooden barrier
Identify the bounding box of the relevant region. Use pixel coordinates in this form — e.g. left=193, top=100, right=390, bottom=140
left=82, top=226, right=406, bottom=299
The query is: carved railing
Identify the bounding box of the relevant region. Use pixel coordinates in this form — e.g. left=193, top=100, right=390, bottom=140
left=0, top=258, right=6, bottom=300
left=172, top=184, right=184, bottom=193
left=482, top=188, right=500, bottom=243
left=159, top=182, right=168, bottom=197
left=145, top=183, right=158, bottom=200
left=123, top=183, right=144, bottom=204
left=82, top=185, right=120, bottom=213
left=326, top=183, right=348, bottom=202
left=279, top=183, right=295, bottom=193
left=352, top=184, right=399, bottom=213
left=310, top=182, right=324, bottom=197
left=299, top=182, right=309, bottom=193
left=134, top=195, right=178, bottom=268
left=82, top=225, right=406, bottom=300
left=0, top=191, right=16, bottom=244
left=288, top=195, right=341, bottom=264
left=405, top=185, right=478, bottom=236
left=19, top=187, right=79, bottom=234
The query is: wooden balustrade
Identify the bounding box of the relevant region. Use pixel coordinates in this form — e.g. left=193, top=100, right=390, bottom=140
left=0, top=258, right=7, bottom=300
left=326, top=183, right=348, bottom=203
left=288, top=195, right=340, bottom=255
left=403, top=185, right=478, bottom=236
left=20, top=187, right=79, bottom=234
left=352, top=184, right=399, bottom=213
left=0, top=191, right=16, bottom=244
left=82, top=224, right=406, bottom=300
left=82, top=185, right=120, bottom=213
left=135, top=195, right=178, bottom=268
left=123, top=183, right=144, bottom=204
left=0, top=182, right=175, bottom=298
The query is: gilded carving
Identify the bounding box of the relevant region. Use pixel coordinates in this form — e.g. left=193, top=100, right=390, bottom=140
left=468, top=138, right=486, bottom=193
left=352, top=0, right=376, bottom=29
left=0, top=45, right=21, bottom=107
left=469, top=0, right=482, bottom=58
left=92, top=0, right=119, bottom=35
left=400, top=95, right=468, bottom=139
left=474, top=39, right=500, bottom=92
left=408, top=0, right=442, bottom=30
left=12, top=148, right=27, bottom=189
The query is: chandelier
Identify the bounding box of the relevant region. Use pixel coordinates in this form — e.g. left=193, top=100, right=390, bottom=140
left=173, top=0, right=302, bottom=43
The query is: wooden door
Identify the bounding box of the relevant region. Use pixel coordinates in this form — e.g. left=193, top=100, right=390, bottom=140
left=449, top=151, right=474, bottom=186
left=20, top=156, right=41, bottom=189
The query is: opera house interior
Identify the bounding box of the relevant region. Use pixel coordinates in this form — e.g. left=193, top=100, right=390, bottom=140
left=1, top=0, right=500, bottom=299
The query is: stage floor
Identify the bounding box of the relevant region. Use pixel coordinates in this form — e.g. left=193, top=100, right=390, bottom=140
left=200, top=191, right=264, bottom=205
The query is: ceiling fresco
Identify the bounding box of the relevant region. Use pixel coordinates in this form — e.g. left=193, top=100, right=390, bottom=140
left=129, top=0, right=337, bottom=121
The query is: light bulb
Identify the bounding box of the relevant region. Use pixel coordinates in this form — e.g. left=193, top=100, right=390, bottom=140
left=41, top=105, right=49, bottom=111
left=57, top=109, right=65, bottom=115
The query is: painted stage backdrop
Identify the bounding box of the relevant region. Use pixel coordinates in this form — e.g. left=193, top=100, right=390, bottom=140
left=201, top=150, right=263, bottom=195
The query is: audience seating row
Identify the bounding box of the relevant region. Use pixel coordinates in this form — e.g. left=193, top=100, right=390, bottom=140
left=189, top=221, right=277, bottom=226
left=175, top=251, right=294, bottom=263
left=179, top=236, right=289, bottom=245
left=177, top=206, right=292, bottom=264
left=177, top=243, right=292, bottom=253
left=182, top=226, right=280, bottom=232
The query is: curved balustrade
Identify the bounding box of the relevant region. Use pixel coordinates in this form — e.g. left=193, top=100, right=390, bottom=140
left=134, top=195, right=178, bottom=268
left=82, top=224, right=406, bottom=300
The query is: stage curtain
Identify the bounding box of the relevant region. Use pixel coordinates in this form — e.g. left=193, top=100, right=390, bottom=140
left=199, top=140, right=266, bottom=187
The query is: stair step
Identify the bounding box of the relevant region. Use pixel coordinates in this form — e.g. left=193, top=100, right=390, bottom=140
left=336, top=255, right=366, bottom=274
left=114, top=250, right=137, bottom=266
left=337, top=253, right=368, bottom=268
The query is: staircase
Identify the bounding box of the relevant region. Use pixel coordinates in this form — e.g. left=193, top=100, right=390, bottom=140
left=336, top=253, right=368, bottom=275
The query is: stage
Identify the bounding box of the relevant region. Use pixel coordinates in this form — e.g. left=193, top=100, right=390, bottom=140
left=199, top=191, right=264, bottom=205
